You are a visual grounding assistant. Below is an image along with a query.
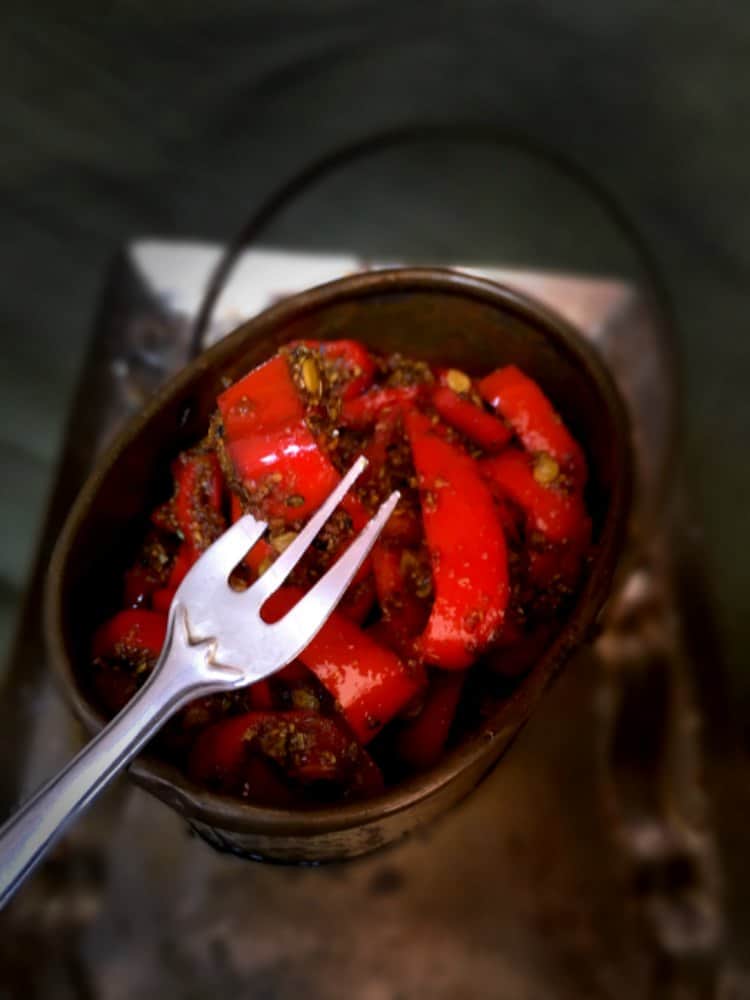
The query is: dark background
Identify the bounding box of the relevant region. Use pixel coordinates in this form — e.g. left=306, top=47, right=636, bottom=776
left=1, top=6, right=748, bottom=719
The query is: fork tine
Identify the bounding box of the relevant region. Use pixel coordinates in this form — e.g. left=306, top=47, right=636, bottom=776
left=175, top=513, right=267, bottom=607
left=247, top=455, right=368, bottom=604
left=274, top=489, right=400, bottom=645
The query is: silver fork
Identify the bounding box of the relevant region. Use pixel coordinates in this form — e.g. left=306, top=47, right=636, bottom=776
left=0, top=456, right=398, bottom=908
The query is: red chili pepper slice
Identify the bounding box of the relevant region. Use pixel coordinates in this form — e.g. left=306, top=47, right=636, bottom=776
left=219, top=354, right=305, bottom=437
left=527, top=532, right=591, bottom=592
left=166, top=546, right=193, bottom=590
left=123, top=564, right=162, bottom=608
left=172, top=450, right=225, bottom=555
left=188, top=710, right=384, bottom=798
left=372, top=542, right=431, bottom=643
left=478, top=365, right=587, bottom=486
left=338, top=575, right=377, bottom=625
left=151, top=587, right=176, bottom=614
left=291, top=339, right=377, bottom=400
left=91, top=665, right=139, bottom=715
left=274, top=660, right=311, bottom=684
left=339, top=385, right=424, bottom=430
left=92, top=609, right=167, bottom=661
left=224, top=425, right=341, bottom=523
left=431, top=385, right=512, bottom=451
left=396, top=671, right=466, bottom=769
left=248, top=679, right=274, bottom=711
left=262, top=587, right=421, bottom=743
left=479, top=449, right=590, bottom=546
left=406, top=411, right=509, bottom=670
left=219, top=354, right=351, bottom=524
left=360, top=407, right=399, bottom=470
left=186, top=713, right=295, bottom=807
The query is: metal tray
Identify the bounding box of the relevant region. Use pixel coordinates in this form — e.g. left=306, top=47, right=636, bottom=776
left=0, top=244, right=744, bottom=999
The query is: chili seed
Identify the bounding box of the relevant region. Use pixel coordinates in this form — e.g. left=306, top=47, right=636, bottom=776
left=271, top=530, right=298, bottom=553
left=291, top=689, right=320, bottom=712
left=533, top=452, right=560, bottom=485
left=301, top=357, right=321, bottom=397
left=258, top=555, right=274, bottom=576
left=286, top=494, right=305, bottom=508
left=446, top=368, right=471, bottom=394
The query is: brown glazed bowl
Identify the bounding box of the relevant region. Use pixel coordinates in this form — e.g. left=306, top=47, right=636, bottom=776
left=45, top=268, right=631, bottom=863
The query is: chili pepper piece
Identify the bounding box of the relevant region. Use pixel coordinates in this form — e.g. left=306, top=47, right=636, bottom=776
left=339, top=385, right=424, bottom=430
left=91, top=664, right=139, bottom=715
left=224, top=425, right=341, bottom=523
left=431, top=385, right=512, bottom=452
left=172, top=450, right=225, bottom=555
left=478, top=365, right=587, bottom=486
left=188, top=710, right=384, bottom=798
left=479, top=449, right=590, bottom=545
left=372, top=542, right=431, bottom=641
left=151, top=587, right=176, bottom=614
left=339, top=575, right=377, bottom=625
left=262, top=587, right=421, bottom=744
left=92, top=609, right=167, bottom=661
left=275, top=660, right=311, bottom=684
left=123, top=564, right=161, bottom=608
left=406, top=410, right=509, bottom=670
left=291, top=339, right=377, bottom=400
left=218, top=354, right=305, bottom=438
left=186, top=713, right=296, bottom=807
left=248, top=678, right=274, bottom=711
left=396, top=671, right=466, bottom=770
left=527, top=530, right=591, bottom=593
left=218, top=354, right=343, bottom=523
left=166, top=545, right=194, bottom=590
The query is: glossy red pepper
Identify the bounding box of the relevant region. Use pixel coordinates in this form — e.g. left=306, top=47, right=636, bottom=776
left=406, top=411, right=509, bottom=669
left=360, top=407, right=399, bottom=470
left=431, top=385, right=512, bottom=452
left=396, top=671, right=466, bottom=769
left=166, top=546, right=193, bottom=590
left=188, top=710, right=384, bottom=797
left=172, top=450, right=225, bottom=555
left=339, top=385, right=424, bottom=430
left=479, top=449, right=590, bottom=546
left=372, top=542, right=430, bottom=643
left=274, top=659, right=311, bottom=684
left=262, top=587, right=421, bottom=743
left=218, top=355, right=341, bottom=523
left=92, top=609, right=167, bottom=661
left=478, top=365, right=587, bottom=486
left=292, top=339, right=377, bottom=400
left=248, top=679, right=274, bottom=710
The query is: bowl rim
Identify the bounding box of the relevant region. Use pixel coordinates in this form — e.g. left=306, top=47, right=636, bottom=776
left=45, top=266, right=632, bottom=837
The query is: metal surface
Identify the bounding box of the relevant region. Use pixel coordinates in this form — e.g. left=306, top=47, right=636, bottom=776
left=0, top=244, right=743, bottom=998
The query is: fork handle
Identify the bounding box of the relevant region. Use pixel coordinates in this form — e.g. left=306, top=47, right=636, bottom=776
left=0, top=656, right=194, bottom=909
